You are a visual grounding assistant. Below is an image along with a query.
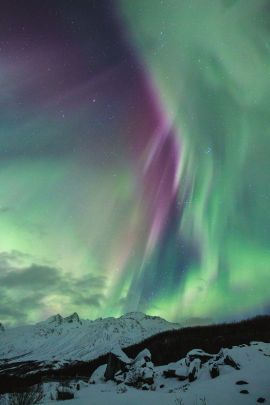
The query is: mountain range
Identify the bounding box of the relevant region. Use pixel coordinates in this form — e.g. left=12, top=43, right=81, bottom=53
left=0, top=312, right=180, bottom=363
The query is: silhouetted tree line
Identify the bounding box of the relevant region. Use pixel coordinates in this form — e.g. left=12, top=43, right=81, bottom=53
left=124, top=315, right=270, bottom=365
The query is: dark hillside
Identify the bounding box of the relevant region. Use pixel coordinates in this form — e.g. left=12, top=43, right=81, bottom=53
left=124, top=315, right=270, bottom=365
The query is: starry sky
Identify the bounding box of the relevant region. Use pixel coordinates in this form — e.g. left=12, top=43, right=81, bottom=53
left=1, top=0, right=270, bottom=326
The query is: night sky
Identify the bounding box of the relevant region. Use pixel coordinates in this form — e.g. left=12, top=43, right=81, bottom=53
left=1, top=0, right=270, bottom=326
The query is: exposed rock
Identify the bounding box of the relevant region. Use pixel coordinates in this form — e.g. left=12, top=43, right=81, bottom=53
left=56, top=385, right=75, bottom=400
left=125, top=360, right=154, bottom=387
left=186, top=349, right=213, bottom=365
left=64, top=312, right=81, bottom=324
left=213, top=351, right=224, bottom=364
left=257, top=398, right=266, bottom=403
left=209, top=363, right=219, bottom=378
left=163, top=359, right=187, bottom=381
left=89, top=343, right=267, bottom=399
left=177, top=374, right=187, bottom=381
left=188, top=359, right=201, bottom=382
left=57, top=391, right=74, bottom=400
left=104, top=348, right=131, bottom=381
left=121, top=349, right=155, bottom=388
left=224, top=355, right=240, bottom=370
left=212, top=349, right=241, bottom=371
left=0, top=324, right=4, bottom=333
left=114, top=369, right=127, bottom=384
left=163, top=369, right=177, bottom=378
left=99, top=347, right=155, bottom=389
left=235, top=380, right=248, bottom=385
left=48, top=314, right=63, bottom=325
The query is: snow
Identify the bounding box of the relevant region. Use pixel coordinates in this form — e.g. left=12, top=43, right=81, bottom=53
left=185, top=349, right=214, bottom=368
left=134, top=348, right=151, bottom=362
left=111, top=346, right=132, bottom=364
left=89, top=364, right=106, bottom=384
left=0, top=337, right=269, bottom=404
left=0, top=312, right=180, bottom=364
left=37, top=342, right=270, bottom=405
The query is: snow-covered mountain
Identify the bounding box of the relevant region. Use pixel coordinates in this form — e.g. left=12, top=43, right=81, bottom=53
left=0, top=312, right=180, bottom=363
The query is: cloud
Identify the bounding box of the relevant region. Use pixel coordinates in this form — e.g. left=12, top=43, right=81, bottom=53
left=0, top=250, right=107, bottom=325
left=0, top=250, right=33, bottom=267
left=0, top=264, right=61, bottom=288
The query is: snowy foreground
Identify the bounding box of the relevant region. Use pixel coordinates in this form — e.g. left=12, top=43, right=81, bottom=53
left=39, top=342, right=270, bottom=405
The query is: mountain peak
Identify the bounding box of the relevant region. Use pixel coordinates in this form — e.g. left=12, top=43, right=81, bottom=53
left=43, top=312, right=80, bottom=325
left=46, top=314, right=63, bottom=324
left=64, top=312, right=80, bottom=323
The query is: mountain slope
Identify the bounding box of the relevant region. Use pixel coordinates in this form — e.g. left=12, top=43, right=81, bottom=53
left=0, top=312, right=180, bottom=363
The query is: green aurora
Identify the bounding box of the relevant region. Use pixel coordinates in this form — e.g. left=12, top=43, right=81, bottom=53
left=120, top=0, right=270, bottom=321
left=0, top=0, right=269, bottom=325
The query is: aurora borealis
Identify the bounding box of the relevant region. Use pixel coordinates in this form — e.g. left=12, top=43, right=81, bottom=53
left=1, top=0, right=270, bottom=326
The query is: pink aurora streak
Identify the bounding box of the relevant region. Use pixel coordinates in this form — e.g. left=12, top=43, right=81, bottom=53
left=127, top=66, right=181, bottom=255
